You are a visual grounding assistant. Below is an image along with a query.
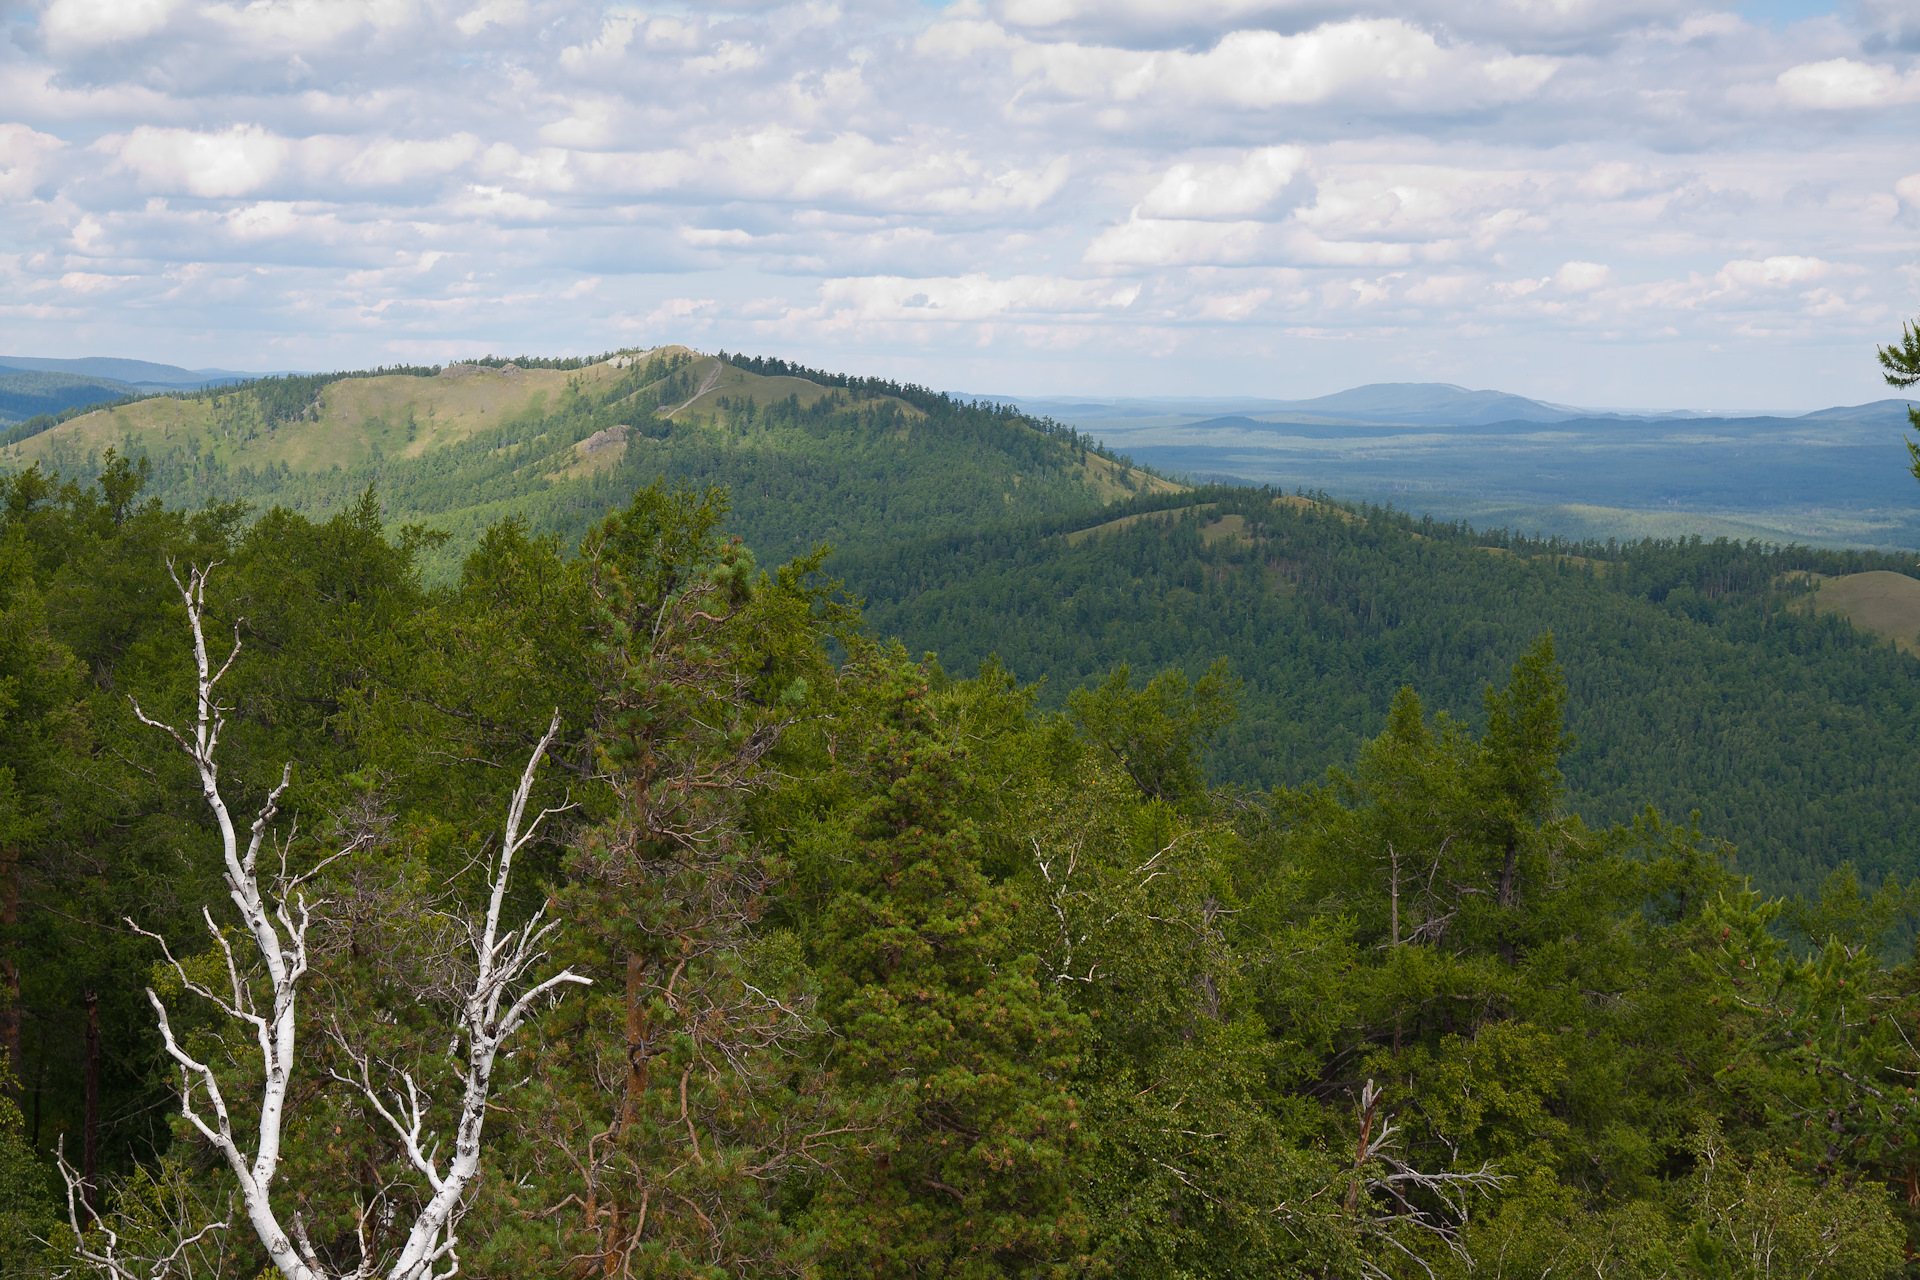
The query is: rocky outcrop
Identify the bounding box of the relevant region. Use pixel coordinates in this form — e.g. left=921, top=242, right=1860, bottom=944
left=579, top=424, right=632, bottom=455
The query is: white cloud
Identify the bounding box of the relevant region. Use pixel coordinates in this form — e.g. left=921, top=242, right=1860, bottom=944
left=1717, top=255, right=1830, bottom=287
left=59, top=270, right=131, bottom=293
left=1554, top=261, right=1611, bottom=291
left=914, top=18, right=1011, bottom=59
left=1138, top=147, right=1306, bottom=219
left=687, top=42, right=763, bottom=75
left=923, top=18, right=1558, bottom=110
left=448, top=184, right=556, bottom=221
left=201, top=0, right=414, bottom=47
left=1404, top=273, right=1475, bottom=305
left=1086, top=218, right=1276, bottom=267
left=339, top=134, right=480, bottom=186
left=996, top=0, right=1676, bottom=47
left=559, top=14, right=640, bottom=67
left=541, top=101, right=621, bottom=149
left=572, top=130, right=1069, bottom=214
left=1777, top=59, right=1920, bottom=109
left=1292, top=168, right=1542, bottom=248
left=0, top=0, right=1915, bottom=406
left=808, top=274, right=1140, bottom=323
left=1189, top=287, right=1273, bottom=321
left=1084, top=216, right=1420, bottom=268
left=107, top=125, right=291, bottom=197
left=682, top=228, right=755, bottom=247
left=41, top=0, right=179, bottom=47
left=455, top=0, right=525, bottom=37
left=1855, top=0, right=1920, bottom=51
left=225, top=201, right=304, bottom=239
left=560, top=12, right=716, bottom=69
left=1576, top=162, right=1668, bottom=200
left=644, top=297, right=717, bottom=326
left=0, top=124, right=65, bottom=199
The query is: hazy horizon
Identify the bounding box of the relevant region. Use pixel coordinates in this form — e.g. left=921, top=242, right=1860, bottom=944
left=4, top=348, right=1911, bottom=420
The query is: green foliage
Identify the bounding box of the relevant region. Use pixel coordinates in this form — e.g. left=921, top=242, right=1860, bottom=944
left=1877, top=318, right=1920, bottom=390
left=1065, top=657, right=1238, bottom=803
left=850, top=487, right=1920, bottom=896
left=20, top=353, right=1117, bottom=582
left=455, top=480, right=854, bottom=1279
left=1878, top=316, right=1920, bottom=484
left=801, top=656, right=1091, bottom=1279
left=0, top=372, right=137, bottom=429
left=715, top=353, right=1159, bottom=477
left=1462, top=1126, right=1903, bottom=1279
left=0, top=1068, right=55, bottom=1275
left=11, top=367, right=1920, bottom=1280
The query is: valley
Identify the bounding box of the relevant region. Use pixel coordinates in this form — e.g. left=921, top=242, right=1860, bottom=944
left=6, top=348, right=1918, bottom=896
left=1010, top=388, right=1920, bottom=549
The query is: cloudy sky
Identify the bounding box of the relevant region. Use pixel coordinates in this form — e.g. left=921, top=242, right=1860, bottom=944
left=1, top=0, right=1917, bottom=407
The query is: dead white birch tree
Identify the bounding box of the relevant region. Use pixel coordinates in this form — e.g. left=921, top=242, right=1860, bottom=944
left=56, top=560, right=589, bottom=1280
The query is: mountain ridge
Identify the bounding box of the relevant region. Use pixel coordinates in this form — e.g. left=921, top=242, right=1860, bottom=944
left=0, top=354, right=288, bottom=387
left=0, top=346, right=1171, bottom=577
left=980, top=382, right=1916, bottom=428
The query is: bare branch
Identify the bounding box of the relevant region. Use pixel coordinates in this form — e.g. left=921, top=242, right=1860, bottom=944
left=117, top=564, right=583, bottom=1280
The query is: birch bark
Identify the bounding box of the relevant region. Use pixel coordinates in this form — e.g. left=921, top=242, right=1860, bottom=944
left=58, top=561, right=587, bottom=1280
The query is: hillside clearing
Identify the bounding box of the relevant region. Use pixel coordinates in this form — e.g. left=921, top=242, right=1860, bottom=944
left=1791, top=569, right=1920, bottom=654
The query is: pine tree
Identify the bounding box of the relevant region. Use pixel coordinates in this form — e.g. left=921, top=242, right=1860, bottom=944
left=805, top=658, right=1090, bottom=1279
left=486, top=480, right=851, bottom=1279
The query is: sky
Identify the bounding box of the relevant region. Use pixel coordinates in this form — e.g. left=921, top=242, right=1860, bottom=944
left=1, top=0, right=1918, bottom=408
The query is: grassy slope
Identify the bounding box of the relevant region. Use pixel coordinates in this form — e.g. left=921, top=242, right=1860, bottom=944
left=2, top=347, right=1166, bottom=577
left=2, top=360, right=618, bottom=474
left=1793, top=570, right=1920, bottom=654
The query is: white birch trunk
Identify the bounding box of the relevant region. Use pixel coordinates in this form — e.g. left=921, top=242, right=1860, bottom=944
left=62, top=561, right=587, bottom=1280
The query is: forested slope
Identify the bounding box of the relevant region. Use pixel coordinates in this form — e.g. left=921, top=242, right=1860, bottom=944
left=0, top=349, right=1166, bottom=574
left=7, top=352, right=1919, bottom=898
left=0, top=372, right=138, bottom=426
left=845, top=488, right=1920, bottom=895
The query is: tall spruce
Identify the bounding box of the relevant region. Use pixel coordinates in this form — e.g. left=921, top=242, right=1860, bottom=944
left=489, top=480, right=850, bottom=1278
left=804, top=657, right=1090, bottom=1279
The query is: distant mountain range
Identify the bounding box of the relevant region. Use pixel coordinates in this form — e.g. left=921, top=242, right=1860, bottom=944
left=8, top=357, right=1920, bottom=548
left=955, top=381, right=1920, bottom=549
left=0, top=355, right=304, bottom=425
left=0, top=355, right=282, bottom=388
left=984, top=382, right=1918, bottom=429
left=10, top=364, right=1911, bottom=432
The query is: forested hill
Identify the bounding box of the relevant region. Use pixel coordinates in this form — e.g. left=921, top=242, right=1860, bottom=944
left=9, top=349, right=1920, bottom=896
left=844, top=487, right=1920, bottom=896
left=19, top=349, right=1920, bottom=1278
left=0, top=347, right=1174, bottom=574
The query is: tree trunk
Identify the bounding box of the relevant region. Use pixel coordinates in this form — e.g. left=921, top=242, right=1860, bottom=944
left=0, top=844, right=18, bottom=1085
left=623, top=952, right=651, bottom=1125
left=83, top=989, right=100, bottom=1223
left=1497, top=838, right=1520, bottom=965
left=601, top=950, right=652, bottom=1276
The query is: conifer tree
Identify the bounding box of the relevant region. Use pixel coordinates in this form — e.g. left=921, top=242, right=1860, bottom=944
left=489, top=480, right=851, bottom=1278
left=804, top=658, right=1090, bottom=1279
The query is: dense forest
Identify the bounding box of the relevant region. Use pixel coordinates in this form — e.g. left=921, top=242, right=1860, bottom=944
left=4, top=337, right=1920, bottom=1276
left=15, top=351, right=1920, bottom=898
left=848, top=487, right=1920, bottom=896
